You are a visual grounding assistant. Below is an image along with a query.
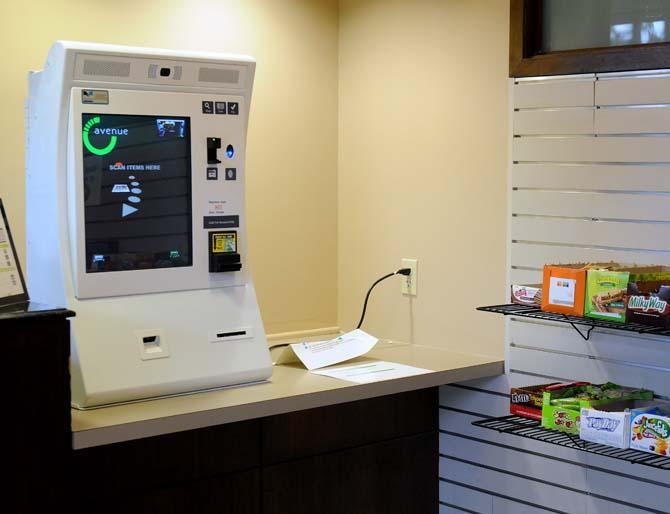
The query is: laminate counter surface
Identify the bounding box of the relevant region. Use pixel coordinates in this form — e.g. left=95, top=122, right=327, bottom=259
left=72, top=342, right=503, bottom=449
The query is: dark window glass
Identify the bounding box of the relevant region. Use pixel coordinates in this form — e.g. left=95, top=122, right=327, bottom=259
left=82, top=113, right=192, bottom=273
left=542, top=0, right=670, bottom=52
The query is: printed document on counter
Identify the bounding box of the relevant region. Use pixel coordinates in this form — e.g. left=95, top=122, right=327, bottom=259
left=275, top=329, right=378, bottom=370
left=311, top=361, right=432, bottom=384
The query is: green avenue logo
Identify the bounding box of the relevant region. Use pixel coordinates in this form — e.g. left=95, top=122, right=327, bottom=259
left=83, top=116, right=128, bottom=155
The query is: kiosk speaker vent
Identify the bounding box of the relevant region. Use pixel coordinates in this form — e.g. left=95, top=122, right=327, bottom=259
left=198, top=67, right=239, bottom=84
left=82, top=59, right=131, bottom=77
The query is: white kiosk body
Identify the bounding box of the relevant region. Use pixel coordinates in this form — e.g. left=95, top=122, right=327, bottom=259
left=26, top=41, right=272, bottom=408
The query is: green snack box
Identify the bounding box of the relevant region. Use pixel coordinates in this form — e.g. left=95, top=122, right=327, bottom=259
left=585, top=269, right=630, bottom=323
left=541, top=383, right=653, bottom=434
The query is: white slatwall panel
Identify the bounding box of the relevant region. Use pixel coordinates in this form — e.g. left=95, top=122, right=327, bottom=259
left=512, top=217, right=669, bottom=250
left=513, top=137, right=670, bottom=163
left=509, top=267, right=542, bottom=285
left=512, top=163, right=670, bottom=192
left=511, top=242, right=670, bottom=269
left=595, top=106, right=670, bottom=134
left=440, top=71, right=670, bottom=514
left=514, top=109, right=594, bottom=135
left=439, top=378, right=670, bottom=514
left=596, top=74, right=670, bottom=105
left=513, top=190, right=670, bottom=221
left=514, top=77, right=594, bottom=108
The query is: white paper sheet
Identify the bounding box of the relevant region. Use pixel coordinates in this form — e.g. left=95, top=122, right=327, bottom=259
left=311, top=361, right=432, bottom=384
left=0, top=219, right=24, bottom=299
left=275, top=329, right=378, bottom=370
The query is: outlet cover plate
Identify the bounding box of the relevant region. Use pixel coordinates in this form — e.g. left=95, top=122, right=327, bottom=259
left=401, top=258, right=417, bottom=296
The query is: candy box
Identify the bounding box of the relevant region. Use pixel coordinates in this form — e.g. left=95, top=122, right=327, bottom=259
left=630, top=405, right=670, bottom=456
left=541, top=383, right=653, bottom=435
left=510, top=382, right=587, bottom=421
left=626, top=267, right=670, bottom=329
left=541, top=264, right=588, bottom=316
left=584, top=269, right=630, bottom=323
left=580, top=400, right=658, bottom=449
left=541, top=263, right=619, bottom=316
left=511, top=284, right=542, bottom=307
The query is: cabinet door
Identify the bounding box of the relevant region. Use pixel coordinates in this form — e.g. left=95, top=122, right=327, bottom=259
left=263, top=432, right=438, bottom=514
left=196, top=470, right=260, bottom=514
left=72, top=470, right=260, bottom=514
left=262, top=388, right=437, bottom=464
left=75, top=486, right=191, bottom=514
left=7, top=317, right=71, bottom=513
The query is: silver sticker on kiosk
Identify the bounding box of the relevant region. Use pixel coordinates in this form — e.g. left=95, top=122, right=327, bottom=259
left=82, top=89, right=109, bottom=104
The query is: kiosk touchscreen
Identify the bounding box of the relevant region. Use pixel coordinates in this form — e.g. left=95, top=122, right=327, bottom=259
left=26, top=42, right=272, bottom=408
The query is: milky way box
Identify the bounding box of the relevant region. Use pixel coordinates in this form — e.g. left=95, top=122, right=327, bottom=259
left=626, top=267, right=670, bottom=328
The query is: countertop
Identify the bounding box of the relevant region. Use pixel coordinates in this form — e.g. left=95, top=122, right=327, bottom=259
left=71, top=342, right=503, bottom=449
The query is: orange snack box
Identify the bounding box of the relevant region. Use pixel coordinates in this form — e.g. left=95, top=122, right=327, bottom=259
left=542, top=264, right=588, bottom=316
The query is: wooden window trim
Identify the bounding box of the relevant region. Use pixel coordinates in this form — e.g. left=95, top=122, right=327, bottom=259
left=510, top=0, right=670, bottom=77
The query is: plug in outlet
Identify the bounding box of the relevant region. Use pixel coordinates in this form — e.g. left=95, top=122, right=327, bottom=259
left=401, top=258, right=417, bottom=296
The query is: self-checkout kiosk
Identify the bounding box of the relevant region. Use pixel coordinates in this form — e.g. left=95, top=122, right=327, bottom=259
left=26, top=41, right=272, bottom=408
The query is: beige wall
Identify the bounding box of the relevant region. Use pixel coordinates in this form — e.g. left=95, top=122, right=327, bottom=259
left=3, top=0, right=509, bottom=353
left=1, top=0, right=339, bottom=334
left=338, top=0, right=508, bottom=357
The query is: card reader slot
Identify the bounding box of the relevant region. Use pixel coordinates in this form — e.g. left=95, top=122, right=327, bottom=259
left=208, top=327, right=252, bottom=343
left=216, top=330, right=247, bottom=338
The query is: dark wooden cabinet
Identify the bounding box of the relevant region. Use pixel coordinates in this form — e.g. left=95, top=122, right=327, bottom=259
left=5, top=305, right=74, bottom=514
left=69, top=391, right=437, bottom=514
left=263, top=432, right=437, bottom=514
left=262, top=388, right=437, bottom=465
left=7, top=305, right=438, bottom=514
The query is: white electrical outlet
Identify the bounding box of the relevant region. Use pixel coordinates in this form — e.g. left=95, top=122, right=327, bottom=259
left=401, top=258, right=418, bottom=296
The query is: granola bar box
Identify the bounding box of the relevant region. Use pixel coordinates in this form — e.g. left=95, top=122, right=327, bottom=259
left=541, top=263, right=620, bottom=317
left=584, top=269, right=630, bottom=323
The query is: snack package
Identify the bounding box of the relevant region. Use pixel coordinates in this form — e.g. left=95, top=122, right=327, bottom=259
left=580, top=400, right=659, bottom=449
left=630, top=405, right=670, bottom=456
left=585, top=269, right=630, bottom=323
left=511, top=284, right=542, bottom=307
left=541, top=382, right=653, bottom=434
left=541, top=264, right=588, bottom=316
left=626, top=267, right=670, bottom=328
left=510, top=382, right=587, bottom=421
left=541, top=263, right=619, bottom=316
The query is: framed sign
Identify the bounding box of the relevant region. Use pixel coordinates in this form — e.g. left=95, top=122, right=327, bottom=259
left=0, top=199, right=28, bottom=306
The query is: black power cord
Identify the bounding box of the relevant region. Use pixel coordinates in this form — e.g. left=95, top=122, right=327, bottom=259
left=268, top=267, right=412, bottom=352
left=356, top=268, right=412, bottom=330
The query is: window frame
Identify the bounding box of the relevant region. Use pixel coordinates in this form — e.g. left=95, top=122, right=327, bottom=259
left=510, top=0, right=670, bottom=77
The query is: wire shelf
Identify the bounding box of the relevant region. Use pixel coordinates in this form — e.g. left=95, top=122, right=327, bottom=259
left=472, top=415, right=670, bottom=470
left=477, top=304, right=670, bottom=340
